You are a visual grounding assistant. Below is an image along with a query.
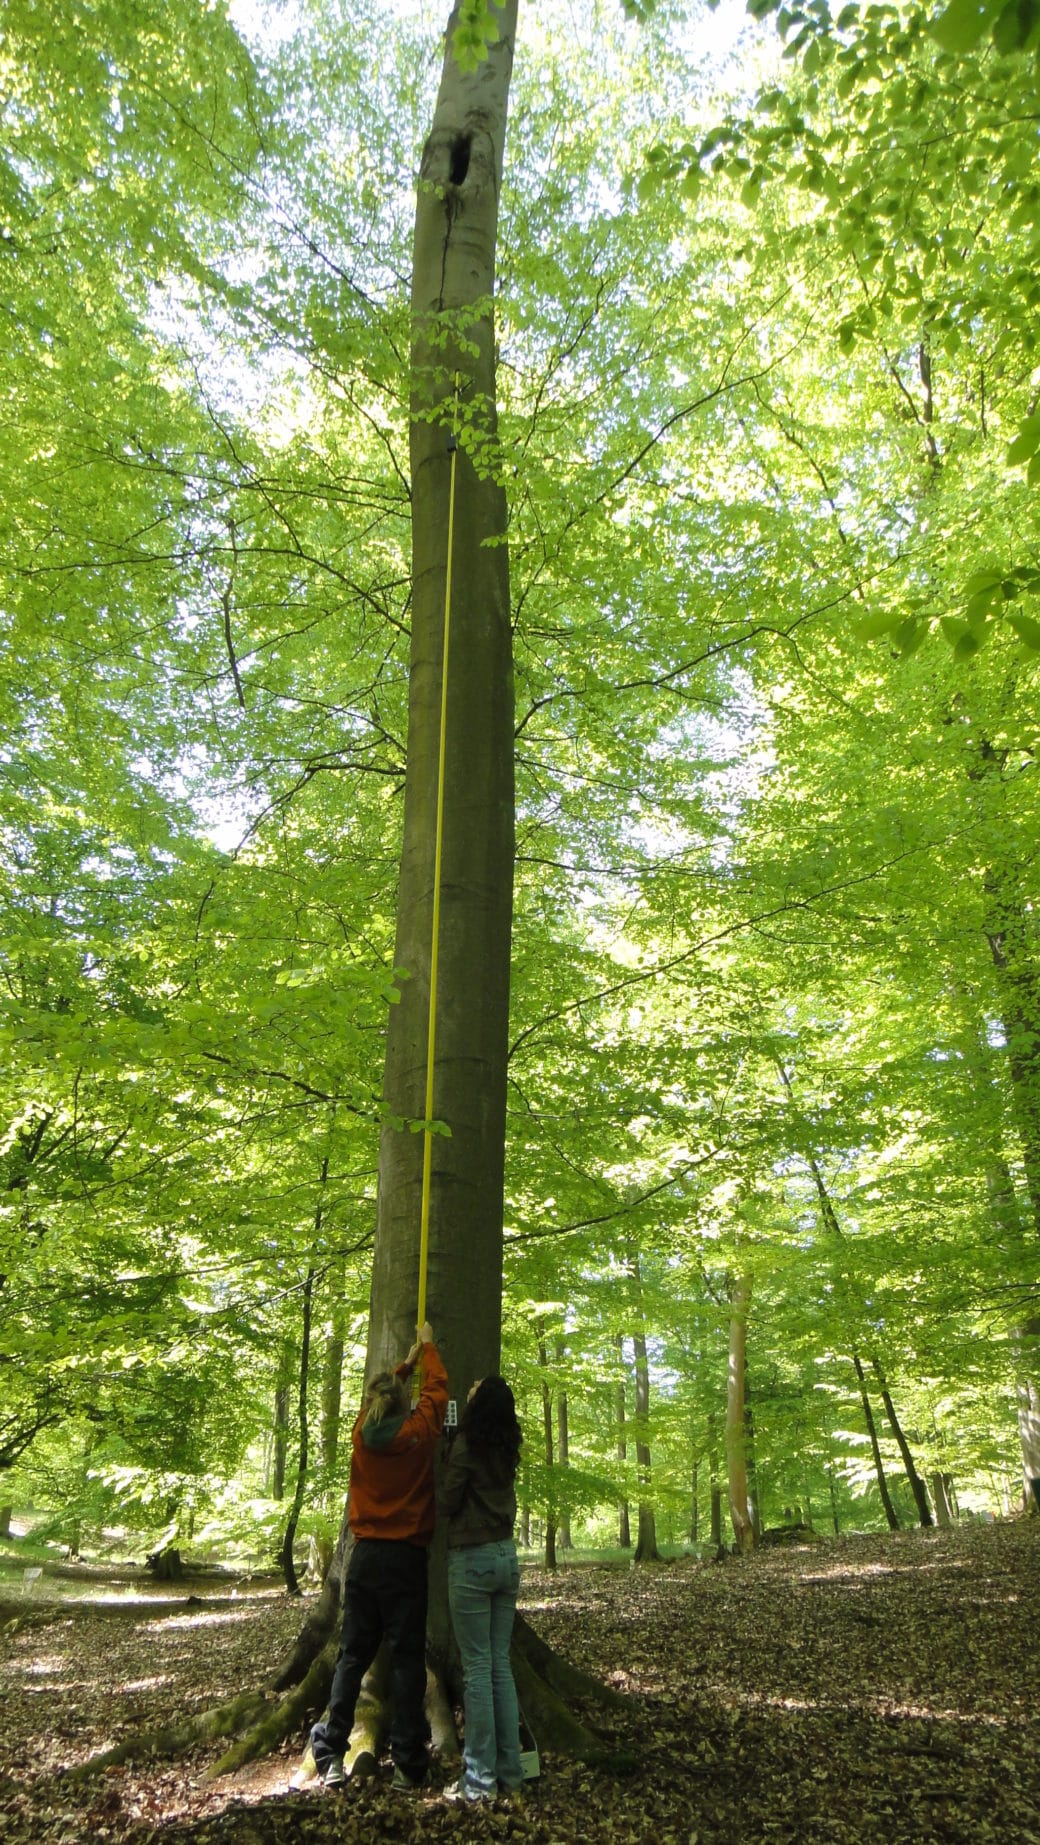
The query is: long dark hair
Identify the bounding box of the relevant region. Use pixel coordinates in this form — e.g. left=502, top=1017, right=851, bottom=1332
left=461, top=1376, right=522, bottom=1479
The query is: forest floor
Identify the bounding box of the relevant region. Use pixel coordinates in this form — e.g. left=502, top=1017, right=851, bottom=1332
left=1, top=1518, right=1039, bottom=1845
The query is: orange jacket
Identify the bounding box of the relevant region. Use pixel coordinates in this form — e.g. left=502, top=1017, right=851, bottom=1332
left=347, top=1341, right=448, bottom=1545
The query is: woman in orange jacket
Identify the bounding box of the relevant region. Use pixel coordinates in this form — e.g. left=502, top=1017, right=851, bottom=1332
left=309, top=1321, right=447, bottom=1791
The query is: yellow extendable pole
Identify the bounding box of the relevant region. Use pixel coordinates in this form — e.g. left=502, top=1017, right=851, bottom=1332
left=416, top=378, right=460, bottom=1340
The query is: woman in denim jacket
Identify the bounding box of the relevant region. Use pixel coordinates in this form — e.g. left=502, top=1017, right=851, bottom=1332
left=438, top=1376, right=524, bottom=1802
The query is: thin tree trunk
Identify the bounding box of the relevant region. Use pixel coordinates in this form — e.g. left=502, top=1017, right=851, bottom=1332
left=556, top=1335, right=572, bottom=1549
left=984, top=858, right=1040, bottom=1233
left=852, top=1353, right=900, bottom=1530
left=743, top=1362, right=762, bottom=1541
left=271, top=1344, right=291, bottom=1503
left=827, top=1464, right=840, bottom=1536
left=320, top=1249, right=347, bottom=1476
left=871, top=1357, right=933, bottom=1527
left=930, top=1473, right=955, bottom=1527
left=726, top=1276, right=754, bottom=1553
left=279, top=1262, right=315, bottom=1595
left=616, top=1333, right=631, bottom=1549
left=630, top=1254, right=660, bottom=1562
left=539, top=1336, right=557, bottom=1570
left=689, top=1454, right=699, bottom=1546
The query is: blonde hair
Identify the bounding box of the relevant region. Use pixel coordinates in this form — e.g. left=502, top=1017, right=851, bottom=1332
left=363, top=1370, right=408, bottom=1429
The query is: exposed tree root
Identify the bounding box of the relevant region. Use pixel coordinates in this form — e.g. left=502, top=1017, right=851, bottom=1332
left=62, top=1688, right=270, bottom=1782
left=513, top=1614, right=628, bottom=1710
left=209, top=1639, right=337, bottom=1777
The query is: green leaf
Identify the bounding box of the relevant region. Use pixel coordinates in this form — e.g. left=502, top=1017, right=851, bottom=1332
left=855, top=608, right=905, bottom=639
left=895, top=616, right=928, bottom=655
left=993, top=0, right=1040, bottom=50
left=930, top=0, right=1000, bottom=51
left=1007, top=612, right=1040, bottom=651
left=1006, top=414, right=1040, bottom=466
left=940, top=616, right=971, bottom=647
left=965, top=589, right=997, bottom=624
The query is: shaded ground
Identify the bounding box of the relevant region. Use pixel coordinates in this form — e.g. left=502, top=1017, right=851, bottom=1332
left=2, top=1519, right=1039, bottom=1844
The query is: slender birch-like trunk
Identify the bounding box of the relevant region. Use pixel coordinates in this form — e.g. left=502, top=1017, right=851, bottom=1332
left=726, top=1275, right=755, bottom=1553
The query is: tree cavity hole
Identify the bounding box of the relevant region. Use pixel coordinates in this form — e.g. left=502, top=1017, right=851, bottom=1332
left=449, top=134, right=472, bottom=186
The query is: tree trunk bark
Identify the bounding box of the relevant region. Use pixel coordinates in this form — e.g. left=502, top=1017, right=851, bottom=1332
left=743, top=1361, right=762, bottom=1541
left=616, top=1333, right=631, bottom=1549
left=630, top=1254, right=660, bottom=1562
left=984, top=871, right=1040, bottom=1235
left=827, top=1464, right=840, bottom=1536
left=930, top=1472, right=955, bottom=1527
left=556, top=1336, right=572, bottom=1549
left=726, top=1276, right=754, bottom=1553
left=852, top=1353, right=900, bottom=1530
left=320, top=1250, right=347, bottom=1476
left=279, top=1263, right=315, bottom=1595
left=1014, top=1326, right=1040, bottom=1510
left=871, top=1357, right=933, bottom=1528
left=361, top=0, right=518, bottom=1675
left=708, top=1414, right=723, bottom=1551
left=271, top=1345, right=291, bottom=1503
left=539, top=1335, right=558, bottom=1570
left=985, top=1161, right=1040, bottom=1504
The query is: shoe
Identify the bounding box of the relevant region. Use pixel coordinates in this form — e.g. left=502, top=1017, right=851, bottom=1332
left=390, top=1766, right=426, bottom=1793
left=322, top=1757, right=347, bottom=1790
left=444, top=1777, right=493, bottom=1804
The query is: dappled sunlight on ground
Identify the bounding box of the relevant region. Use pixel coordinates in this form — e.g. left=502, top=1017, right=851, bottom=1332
left=1, top=1523, right=1038, bottom=1843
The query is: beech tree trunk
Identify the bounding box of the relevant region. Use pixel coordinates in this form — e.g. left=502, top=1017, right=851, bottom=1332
left=556, top=1336, right=573, bottom=1549
left=852, top=1353, right=900, bottom=1530
left=616, top=1333, right=631, bottom=1548
left=743, top=1362, right=762, bottom=1541
left=539, top=1336, right=558, bottom=1570
left=319, top=1250, right=347, bottom=1476
left=708, top=1414, right=723, bottom=1551
left=271, top=1343, right=291, bottom=1502
left=726, top=1275, right=754, bottom=1553
left=984, top=1160, right=1040, bottom=1504
left=970, top=750, right=1040, bottom=1499
left=362, top=0, right=518, bottom=1671
left=872, top=1358, right=933, bottom=1528
left=930, top=1472, right=955, bottom=1527
left=279, top=1263, right=315, bottom=1596
left=630, top=1254, right=661, bottom=1562
left=827, top=1465, right=840, bottom=1536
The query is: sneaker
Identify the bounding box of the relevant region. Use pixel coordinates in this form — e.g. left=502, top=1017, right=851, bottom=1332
left=443, top=1777, right=493, bottom=1805
left=322, top=1757, right=347, bottom=1790
left=390, top=1766, right=426, bottom=1793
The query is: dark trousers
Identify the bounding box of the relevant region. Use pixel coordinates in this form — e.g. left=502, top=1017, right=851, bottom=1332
left=310, top=1538, right=429, bottom=1783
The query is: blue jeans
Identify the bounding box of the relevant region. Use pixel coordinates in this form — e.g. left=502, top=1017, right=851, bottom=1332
left=447, top=1538, right=523, bottom=1797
